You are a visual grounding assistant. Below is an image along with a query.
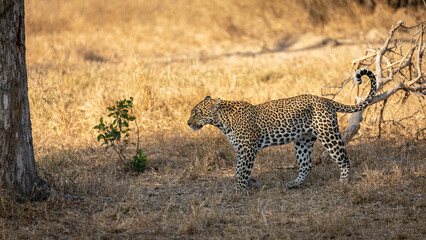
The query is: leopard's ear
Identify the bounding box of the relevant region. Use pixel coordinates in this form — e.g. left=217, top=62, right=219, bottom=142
left=211, top=98, right=222, bottom=113
left=204, top=96, right=211, bottom=100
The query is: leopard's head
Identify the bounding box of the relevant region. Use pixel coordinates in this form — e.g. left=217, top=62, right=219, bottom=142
left=187, top=96, right=222, bottom=131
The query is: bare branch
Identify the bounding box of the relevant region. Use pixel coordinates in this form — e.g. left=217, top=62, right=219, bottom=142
left=375, top=20, right=404, bottom=84
left=370, top=82, right=405, bottom=104
left=401, top=20, right=426, bottom=30
left=321, top=76, right=352, bottom=99
left=377, top=99, right=388, bottom=139
left=351, top=52, right=377, bottom=66
left=395, top=105, right=426, bottom=122
left=407, top=26, right=424, bottom=86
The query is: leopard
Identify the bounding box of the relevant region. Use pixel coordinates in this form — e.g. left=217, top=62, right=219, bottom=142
left=187, top=68, right=377, bottom=191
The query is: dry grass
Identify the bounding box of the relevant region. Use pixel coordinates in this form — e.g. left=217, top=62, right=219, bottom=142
left=1, top=0, right=425, bottom=239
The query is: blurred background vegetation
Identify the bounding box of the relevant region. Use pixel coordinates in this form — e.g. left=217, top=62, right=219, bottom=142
left=26, top=0, right=425, bottom=63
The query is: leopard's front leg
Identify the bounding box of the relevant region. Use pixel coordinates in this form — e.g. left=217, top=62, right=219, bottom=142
left=224, top=119, right=259, bottom=191
left=235, top=145, right=258, bottom=191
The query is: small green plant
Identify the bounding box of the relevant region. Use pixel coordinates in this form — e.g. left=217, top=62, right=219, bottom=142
left=129, top=149, right=148, bottom=172
left=94, top=97, right=147, bottom=172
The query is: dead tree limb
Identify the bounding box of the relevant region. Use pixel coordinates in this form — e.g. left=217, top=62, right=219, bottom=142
left=319, top=20, right=425, bottom=162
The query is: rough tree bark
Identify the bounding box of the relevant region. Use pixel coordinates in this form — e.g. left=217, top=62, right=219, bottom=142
left=0, top=0, right=49, bottom=201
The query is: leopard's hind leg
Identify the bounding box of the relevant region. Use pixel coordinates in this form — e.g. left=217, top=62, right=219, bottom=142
left=286, top=134, right=317, bottom=189
left=314, top=113, right=350, bottom=183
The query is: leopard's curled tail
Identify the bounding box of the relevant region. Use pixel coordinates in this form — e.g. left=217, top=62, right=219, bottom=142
left=332, top=68, right=377, bottom=113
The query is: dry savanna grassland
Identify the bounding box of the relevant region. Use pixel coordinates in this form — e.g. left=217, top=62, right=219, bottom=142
left=1, top=0, right=425, bottom=239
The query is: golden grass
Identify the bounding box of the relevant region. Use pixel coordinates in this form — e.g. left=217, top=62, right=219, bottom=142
left=1, top=0, right=425, bottom=239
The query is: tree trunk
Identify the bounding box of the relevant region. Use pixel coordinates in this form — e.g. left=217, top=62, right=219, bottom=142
left=0, top=0, right=49, bottom=201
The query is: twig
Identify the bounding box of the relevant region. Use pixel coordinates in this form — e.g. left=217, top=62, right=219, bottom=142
left=398, top=46, right=415, bottom=69
left=407, top=25, right=424, bottom=86
left=401, top=21, right=426, bottom=30
left=401, top=175, right=426, bottom=190
left=377, top=99, right=387, bottom=139
left=383, top=119, right=406, bottom=129
left=416, top=128, right=426, bottom=140
left=394, top=105, right=425, bottom=123
left=131, top=107, right=141, bottom=154
left=351, top=52, right=377, bottom=65
left=111, top=144, right=126, bottom=164
left=321, top=76, right=352, bottom=99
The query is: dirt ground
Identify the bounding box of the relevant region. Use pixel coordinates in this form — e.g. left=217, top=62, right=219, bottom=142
left=2, top=132, right=425, bottom=239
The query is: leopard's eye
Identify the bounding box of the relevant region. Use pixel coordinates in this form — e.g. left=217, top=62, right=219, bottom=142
left=192, top=109, right=200, bottom=117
